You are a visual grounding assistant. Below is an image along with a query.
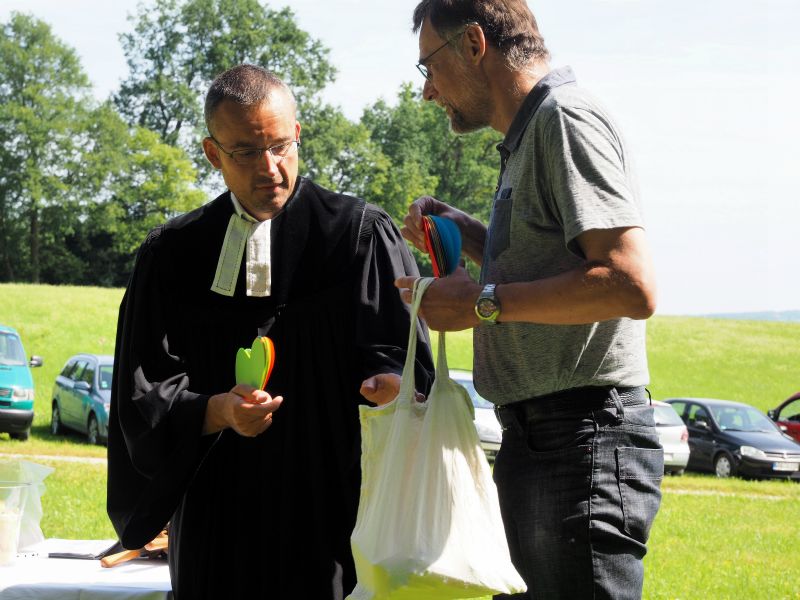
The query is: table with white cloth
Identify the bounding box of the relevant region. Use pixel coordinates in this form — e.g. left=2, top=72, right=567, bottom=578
left=0, top=555, right=172, bottom=599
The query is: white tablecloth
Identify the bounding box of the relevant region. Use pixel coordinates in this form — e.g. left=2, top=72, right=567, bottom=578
left=0, top=555, right=171, bottom=599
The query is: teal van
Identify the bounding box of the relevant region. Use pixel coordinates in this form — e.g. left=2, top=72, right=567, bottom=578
left=0, top=324, right=42, bottom=440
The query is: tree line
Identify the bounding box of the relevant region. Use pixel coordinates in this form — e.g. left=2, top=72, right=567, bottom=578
left=0, top=0, right=500, bottom=287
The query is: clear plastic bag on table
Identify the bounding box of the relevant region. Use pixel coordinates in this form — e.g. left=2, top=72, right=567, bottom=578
left=348, top=277, right=526, bottom=600
left=0, top=459, right=54, bottom=549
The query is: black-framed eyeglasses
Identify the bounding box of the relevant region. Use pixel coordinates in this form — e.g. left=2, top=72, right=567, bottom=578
left=415, top=23, right=477, bottom=81
left=209, top=135, right=301, bottom=166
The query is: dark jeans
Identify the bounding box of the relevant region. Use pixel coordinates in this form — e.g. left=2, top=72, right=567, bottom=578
left=492, top=387, right=663, bottom=600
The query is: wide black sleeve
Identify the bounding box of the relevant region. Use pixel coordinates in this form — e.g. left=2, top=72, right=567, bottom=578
left=107, top=230, right=213, bottom=549
left=353, top=206, right=434, bottom=396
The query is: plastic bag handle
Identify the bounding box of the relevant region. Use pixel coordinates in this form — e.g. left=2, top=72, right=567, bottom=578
left=398, top=277, right=435, bottom=402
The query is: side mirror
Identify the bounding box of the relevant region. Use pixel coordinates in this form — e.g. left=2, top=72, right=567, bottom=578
left=29, top=355, right=43, bottom=368
left=695, top=420, right=709, bottom=430
left=74, top=381, right=91, bottom=392
left=779, top=424, right=788, bottom=432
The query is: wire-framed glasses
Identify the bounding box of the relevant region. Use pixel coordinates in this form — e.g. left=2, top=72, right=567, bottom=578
left=209, top=136, right=301, bottom=166
left=415, top=23, right=476, bottom=81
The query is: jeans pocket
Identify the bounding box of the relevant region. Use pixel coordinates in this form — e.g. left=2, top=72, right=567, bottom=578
left=488, top=193, right=513, bottom=260
left=616, top=447, right=663, bottom=543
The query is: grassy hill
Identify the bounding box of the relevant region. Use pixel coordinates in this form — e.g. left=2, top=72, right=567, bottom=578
left=2, top=282, right=798, bottom=431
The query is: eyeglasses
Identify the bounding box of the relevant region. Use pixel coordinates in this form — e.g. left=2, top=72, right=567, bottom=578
left=209, top=136, right=300, bottom=166
left=415, top=23, right=477, bottom=81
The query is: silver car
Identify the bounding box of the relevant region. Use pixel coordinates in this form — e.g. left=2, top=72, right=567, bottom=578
left=450, top=369, right=501, bottom=460
left=653, top=399, right=690, bottom=475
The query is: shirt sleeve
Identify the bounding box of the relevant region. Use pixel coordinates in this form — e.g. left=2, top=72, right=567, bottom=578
left=542, top=102, right=644, bottom=257
left=353, top=206, right=434, bottom=396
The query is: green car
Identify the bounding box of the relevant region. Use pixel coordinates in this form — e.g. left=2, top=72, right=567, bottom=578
left=0, top=324, right=43, bottom=441
left=51, top=353, right=113, bottom=445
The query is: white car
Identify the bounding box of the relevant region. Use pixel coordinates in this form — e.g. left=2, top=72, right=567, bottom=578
left=652, top=399, right=690, bottom=475
left=450, top=369, right=502, bottom=460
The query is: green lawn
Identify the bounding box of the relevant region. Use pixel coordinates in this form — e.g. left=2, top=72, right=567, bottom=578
left=3, top=283, right=800, bottom=598
left=13, top=459, right=800, bottom=600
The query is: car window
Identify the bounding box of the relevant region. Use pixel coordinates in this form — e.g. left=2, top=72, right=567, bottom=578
left=71, top=360, right=88, bottom=383
left=712, top=405, right=777, bottom=433
left=667, top=401, right=686, bottom=419
left=686, top=404, right=711, bottom=427
left=80, top=363, right=96, bottom=386
left=60, top=360, right=77, bottom=378
left=654, top=405, right=684, bottom=426
left=0, top=332, right=26, bottom=366
left=778, top=399, right=800, bottom=422
left=98, top=365, right=113, bottom=390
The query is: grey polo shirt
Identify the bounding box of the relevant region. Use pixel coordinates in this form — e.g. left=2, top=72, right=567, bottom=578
left=474, top=67, right=649, bottom=405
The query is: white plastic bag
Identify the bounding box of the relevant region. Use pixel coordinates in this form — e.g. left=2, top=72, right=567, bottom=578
left=348, top=278, right=526, bottom=600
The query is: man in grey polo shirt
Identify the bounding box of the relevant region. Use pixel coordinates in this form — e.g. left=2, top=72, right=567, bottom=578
left=397, top=1, right=663, bottom=598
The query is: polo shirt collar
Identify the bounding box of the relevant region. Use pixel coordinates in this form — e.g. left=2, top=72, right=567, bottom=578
left=501, top=66, right=577, bottom=153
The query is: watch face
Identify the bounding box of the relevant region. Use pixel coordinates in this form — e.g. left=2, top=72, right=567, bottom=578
left=477, top=298, right=498, bottom=318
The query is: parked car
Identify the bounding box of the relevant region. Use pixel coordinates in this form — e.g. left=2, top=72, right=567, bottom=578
left=0, top=324, right=43, bottom=441
left=51, top=354, right=113, bottom=445
left=451, top=369, right=501, bottom=460
left=665, top=397, right=800, bottom=480
left=767, top=392, right=800, bottom=443
left=652, top=400, right=690, bottom=475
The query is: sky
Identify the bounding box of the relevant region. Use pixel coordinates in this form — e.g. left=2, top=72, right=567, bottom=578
left=2, top=0, right=798, bottom=316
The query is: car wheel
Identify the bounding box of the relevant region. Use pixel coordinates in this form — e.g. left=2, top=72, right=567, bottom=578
left=87, top=414, right=100, bottom=446
left=51, top=403, right=62, bottom=435
left=672, top=468, right=685, bottom=476
left=9, top=429, right=29, bottom=441
left=714, top=452, right=735, bottom=478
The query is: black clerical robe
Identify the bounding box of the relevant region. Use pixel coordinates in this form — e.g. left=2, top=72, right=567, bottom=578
left=107, top=178, right=433, bottom=599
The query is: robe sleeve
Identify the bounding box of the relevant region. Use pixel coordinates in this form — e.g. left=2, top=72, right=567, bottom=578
left=353, top=206, right=434, bottom=396
left=107, top=228, right=214, bottom=549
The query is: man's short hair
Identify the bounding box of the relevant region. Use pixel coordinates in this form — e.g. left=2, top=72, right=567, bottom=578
left=412, top=0, right=549, bottom=69
left=204, top=64, right=296, bottom=133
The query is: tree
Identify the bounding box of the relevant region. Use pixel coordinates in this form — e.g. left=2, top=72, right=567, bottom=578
left=54, top=103, right=205, bottom=286
left=360, top=84, right=502, bottom=274
left=0, top=12, right=91, bottom=282
left=115, top=0, right=336, bottom=166
left=363, top=84, right=501, bottom=224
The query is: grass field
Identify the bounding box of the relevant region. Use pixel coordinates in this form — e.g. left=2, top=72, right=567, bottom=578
left=2, top=283, right=800, bottom=598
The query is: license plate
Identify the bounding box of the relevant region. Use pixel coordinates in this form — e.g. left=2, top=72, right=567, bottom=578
left=773, top=462, right=799, bottom=472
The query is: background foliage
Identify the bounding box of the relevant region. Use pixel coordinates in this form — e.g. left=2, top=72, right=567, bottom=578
left=0, top=2, right=500, bottom=285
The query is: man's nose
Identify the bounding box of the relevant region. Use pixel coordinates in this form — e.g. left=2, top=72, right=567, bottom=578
left=423, top=78, right=438, bottom=102
left=261, top=150, right=280, bottom=175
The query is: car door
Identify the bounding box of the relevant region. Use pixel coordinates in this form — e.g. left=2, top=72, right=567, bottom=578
left=776, top=397, right=800, bottom=443
left=76, top=359, right=96, bottom=433
left=61, top=359, right=88, bottom=428
left=684, top=403, right=716, bottom=471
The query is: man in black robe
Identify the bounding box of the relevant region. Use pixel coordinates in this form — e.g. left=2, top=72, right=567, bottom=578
left=107, top=64, right=433, bottom=599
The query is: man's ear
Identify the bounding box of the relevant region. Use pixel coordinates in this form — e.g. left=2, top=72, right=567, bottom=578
left=295, top=121, right=302, bottom=142
left=464, top=23, right=487, bottom=65
left=202, top=137, right=223, bottom=169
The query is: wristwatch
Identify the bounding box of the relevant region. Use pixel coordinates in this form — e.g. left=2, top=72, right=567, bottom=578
left=474, top=283, right=501, bottom=324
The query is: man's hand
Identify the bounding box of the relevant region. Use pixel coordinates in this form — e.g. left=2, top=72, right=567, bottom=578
left=360, top=373, right=426, bottom=405
left=203, top=384, right=283, bottom=437
left=395, top=267, right=482, bottom=332
left=400, top=196, right=487, bottom=265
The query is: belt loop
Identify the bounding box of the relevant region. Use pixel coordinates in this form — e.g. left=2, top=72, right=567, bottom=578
left=494, top=405, right=509, bottom=431
left=494, top=404, right=521, bottom=433
left=609, top=387, right=625, bottom=423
